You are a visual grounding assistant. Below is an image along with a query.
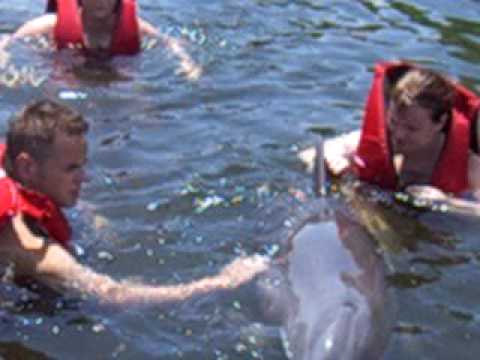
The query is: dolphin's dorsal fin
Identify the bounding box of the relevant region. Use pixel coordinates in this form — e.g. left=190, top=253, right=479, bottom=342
left=313, top=137, right=327, bottom=197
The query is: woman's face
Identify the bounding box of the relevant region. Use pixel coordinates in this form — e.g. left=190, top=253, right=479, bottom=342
left=387, top=102, right=445, bottom=155
left=82, top=0, right=117, bottom=20
left=81, top=0, right=117, bottom=53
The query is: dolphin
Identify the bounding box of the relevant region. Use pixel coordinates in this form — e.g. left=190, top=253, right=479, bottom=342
left=257, top=138, right=393, bottom=360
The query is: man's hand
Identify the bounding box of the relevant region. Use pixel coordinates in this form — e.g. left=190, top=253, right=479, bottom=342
left=324, top=141, right=354, bottom=175
left=298, top=131, right=361, bottom=176
left=217, top=255, right=269, bottom=289
left=11, top=213, right=45, bottom=250
left=299, top=143, right=352, bottom=175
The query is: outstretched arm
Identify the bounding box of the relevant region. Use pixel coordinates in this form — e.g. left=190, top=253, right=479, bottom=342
left=138, top=17, right=203, bottom=82
left=1, top=214, right=267, bottom=307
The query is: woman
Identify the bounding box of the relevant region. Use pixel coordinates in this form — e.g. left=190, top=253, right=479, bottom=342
left=0, top=0, right=201, bottom=80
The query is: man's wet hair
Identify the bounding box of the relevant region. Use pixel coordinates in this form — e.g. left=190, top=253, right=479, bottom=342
left=5, top=99, right=89, bottom=172
left=391, top=67, right=455, bottom=127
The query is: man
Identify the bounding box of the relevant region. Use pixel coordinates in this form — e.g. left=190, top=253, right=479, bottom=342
left=299, top=61, right=480, bottom=205
left=0, top=99, right=267, bottom=306
left=0, top=0, right=201, bottom=80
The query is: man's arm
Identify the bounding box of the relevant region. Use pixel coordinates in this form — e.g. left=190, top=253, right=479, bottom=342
left=1, top=214, right=267, bottom=306
left=298, top=130, right=361, bottom=175
left=138, top=17, right=202, bottom=81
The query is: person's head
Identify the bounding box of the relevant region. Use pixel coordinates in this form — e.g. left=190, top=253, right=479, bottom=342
left=387, top=67, right=455, bottom=155
left=81, top=0, right=121, bottom=54
left=5, top=99, right=89, bottom=208
left=82, top=0, right=119, bottom=20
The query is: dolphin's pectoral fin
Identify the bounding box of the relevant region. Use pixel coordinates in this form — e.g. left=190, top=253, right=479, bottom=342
left=286, top=321, right=308, bottom=360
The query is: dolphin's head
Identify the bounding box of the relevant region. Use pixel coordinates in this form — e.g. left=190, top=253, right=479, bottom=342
left=257, top=196, right=392, bottom=360
left=305, top=298, right=388, bottom=360
left=254, top=199, right=339, bottom=325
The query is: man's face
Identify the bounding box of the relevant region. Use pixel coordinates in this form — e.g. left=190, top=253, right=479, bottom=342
left=31, top=132, right=88, bottom=208
left=387, top=102, right=444, bottom=155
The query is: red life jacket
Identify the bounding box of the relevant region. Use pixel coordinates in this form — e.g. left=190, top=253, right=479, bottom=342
left=0, top=144, right=71, bottom=248
left=354, top=61, right=480, bottom=194
left=54, top=0, right=141, bottom=56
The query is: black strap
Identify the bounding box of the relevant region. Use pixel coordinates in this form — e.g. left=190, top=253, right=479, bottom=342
left=46, top=0, right=84, bottom=13
left=45, top=0, right=57, bottom=12
left=313, top=137, right=327, bottom=197
left=470, top=112, right=480, bottom=154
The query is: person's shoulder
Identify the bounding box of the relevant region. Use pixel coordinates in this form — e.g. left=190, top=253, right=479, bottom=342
left=137, top=17, right=158, bottom=37
left=13, top=14, right=57, bottom=39
left=468, top=151, right=480, bottom=191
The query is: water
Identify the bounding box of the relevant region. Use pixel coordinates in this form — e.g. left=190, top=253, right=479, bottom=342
left=1, top=0, right=480, bottom=358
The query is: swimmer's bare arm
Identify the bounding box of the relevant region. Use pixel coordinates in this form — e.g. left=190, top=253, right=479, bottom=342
left=468, top=152, right=480, bottom=196
left=0, top=36, right=10, bottom=68
left=138, top=18, right=159, bottom=37
left=138, top=17, right=202, bottom=81
left=11, top=14, right=56, bottom=40
left=0, top=14, right=56, bottom=68
left=1, top=214, right=268, bottom=306
left=298, top=130, right=361, bottom=175
left=404, top=153, right=480, bottom=216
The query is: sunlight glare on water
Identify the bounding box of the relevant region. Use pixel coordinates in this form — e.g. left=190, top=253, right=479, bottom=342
left=1, top=0, right=480, bottom=359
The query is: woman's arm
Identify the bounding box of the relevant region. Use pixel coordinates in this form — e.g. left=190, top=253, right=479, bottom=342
left=11, top=14, right=57, bottom=39
left=138, top=17, right=159, bottom=37
left=138, top=17, right=202, bottom=81
left=0, top=14, right=56, bottom=69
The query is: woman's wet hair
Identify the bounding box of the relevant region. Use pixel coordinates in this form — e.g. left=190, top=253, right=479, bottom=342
left=46, top=0, right=121, bottom=13
left=46, top=0, right=80, bottom=12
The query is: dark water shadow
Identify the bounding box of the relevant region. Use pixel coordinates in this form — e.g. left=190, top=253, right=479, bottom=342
left=0, top=341, right=51, bottom=360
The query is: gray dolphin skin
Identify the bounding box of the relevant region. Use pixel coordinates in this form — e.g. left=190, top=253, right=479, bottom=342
left=257, top=138, right=392, bottom=360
